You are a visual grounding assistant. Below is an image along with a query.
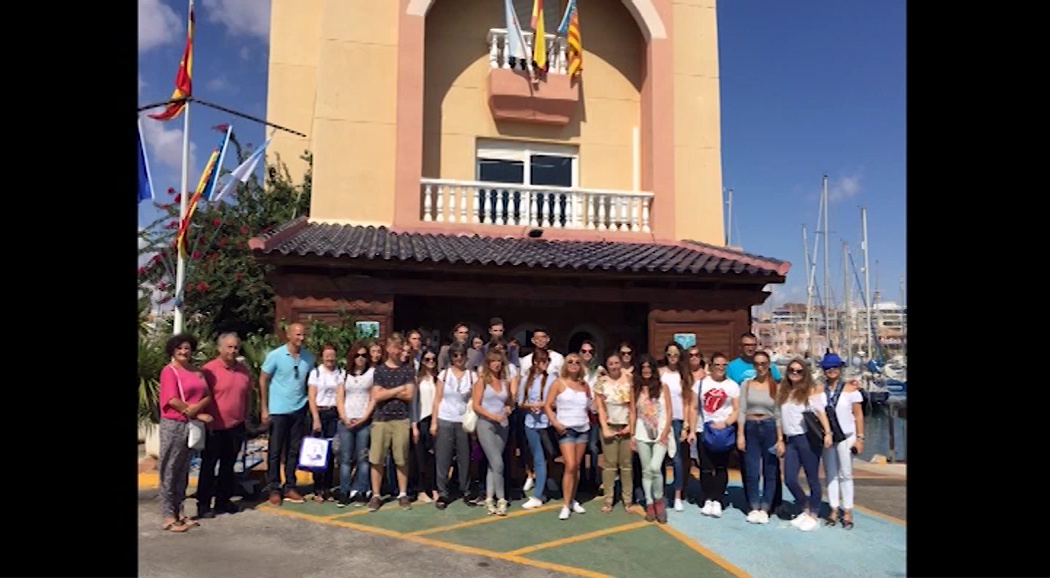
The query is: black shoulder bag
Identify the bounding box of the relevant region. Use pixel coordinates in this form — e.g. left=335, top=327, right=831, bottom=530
left=824, top=381, right=849, bottom=445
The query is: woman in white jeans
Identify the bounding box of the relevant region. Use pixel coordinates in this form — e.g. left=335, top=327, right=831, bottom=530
left=818, top=352, right=865, bottom=530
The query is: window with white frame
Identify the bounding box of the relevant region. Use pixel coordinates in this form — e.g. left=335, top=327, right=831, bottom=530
left=475, top=139, right=578, bottom=226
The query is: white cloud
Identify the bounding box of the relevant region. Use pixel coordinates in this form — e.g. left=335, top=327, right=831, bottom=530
left=828, top=173, right=862, bottom=202
left=239, top=46, right=252, bottom=61
left=206, top=76, right=236, bottom=94
left=139, top=114, right=199, bottom=175
left=201, top=0, right=271, bottom=41
left=139, top=0, right=182, bottom=53
left=767, top=283, right=807, bottom=307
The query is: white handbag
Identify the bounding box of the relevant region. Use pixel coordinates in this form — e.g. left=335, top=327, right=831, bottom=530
left=170, top=364, right=206, bottom=451
left=461, top=404, right=478, bottom=433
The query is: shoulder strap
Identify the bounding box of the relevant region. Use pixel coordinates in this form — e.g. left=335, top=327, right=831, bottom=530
left=167, top=364, right=187, bottom=402
left=828, top=381, right=845, bottom=408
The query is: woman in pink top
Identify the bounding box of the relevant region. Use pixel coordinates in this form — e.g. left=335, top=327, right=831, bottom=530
left=158, top=333, right=213, bottom=533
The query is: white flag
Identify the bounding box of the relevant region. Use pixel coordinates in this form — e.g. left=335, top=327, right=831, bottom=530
left=212, top=134, right=272, bottom=203
left=504, top=0, right=530, bottom=66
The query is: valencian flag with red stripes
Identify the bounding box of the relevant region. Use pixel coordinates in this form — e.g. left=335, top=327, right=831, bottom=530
left=558, top=0, right=582, bottom=79
left=176, top=124, right=232, bottom=256
left=149, top=2, right=195, bottom=121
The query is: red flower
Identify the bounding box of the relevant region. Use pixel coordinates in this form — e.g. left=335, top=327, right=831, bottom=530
left=192, top=251, right=202, bottom=259
left=240, top=225, right=249, bottom=235
left=235, top=272, right=244, bottom=281
left=167, top=187, right=176, bottom=195
left=157, top=282, right=167, bottom=290
left=174, top=193, right=182, bottom=203
left=137, top=266, right=146, bottom=275
left=151, top=254, right=163, bottom=263
left=212, top=218, right=221, bottom=227
left=197, top=281, right=208, bottom=291
left=165, top=220, right=178, bottom=230
left=217, top=237, right=227, bottom=246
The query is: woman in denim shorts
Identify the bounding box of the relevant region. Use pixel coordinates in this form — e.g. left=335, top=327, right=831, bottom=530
left=544, top=353, right=593, bottom=520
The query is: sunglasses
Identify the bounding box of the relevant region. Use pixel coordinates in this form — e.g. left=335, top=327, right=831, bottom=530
left=566, top=360, right=580, bottom=365
left=688, top=352, right=701, bottom=358
left=754, top=362, right=769, bottom=367
left=451, top=352, right=464, bottom=358
left=354, top=352, right=368, bottom=359
left=711, top=363, right=727, bottom=368
left=423, top=356, right=437, bottom=362
left=620, top=350, right=632, bottom=355
left=788, top=368, right=805, bottom=376
left=293, top=364, right=300, bottom=379
left=581, top=348, right=594, bottom=354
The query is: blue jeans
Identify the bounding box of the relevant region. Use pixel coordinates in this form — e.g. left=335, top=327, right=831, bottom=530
left=558, top=427, right=590, bottom=444
left=784, top=434, right=822, bottom=513
left=337, top=421, right=371, bottom=495
left=664, top=419, right=684, bottom=499
left=524, top=426, right=555, bottom=500
left=742, top=418, right=779, bottom=511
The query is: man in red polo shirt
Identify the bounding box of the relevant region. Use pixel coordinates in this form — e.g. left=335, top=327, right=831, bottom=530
left=197, top=332, right=253, bottom=517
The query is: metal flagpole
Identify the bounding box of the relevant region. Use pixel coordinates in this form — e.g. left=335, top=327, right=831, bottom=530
left=173, top=0, right=194, bottom=335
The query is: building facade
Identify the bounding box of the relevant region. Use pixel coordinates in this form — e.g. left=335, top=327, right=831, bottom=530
left=251, top=0, right=790, bottom=357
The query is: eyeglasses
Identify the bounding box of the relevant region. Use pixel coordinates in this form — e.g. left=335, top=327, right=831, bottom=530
left=580, top=348, right=594, bottom=354
left=788, top=368, right=805, bottom=376
left=754, top=362, right=769, bottom=367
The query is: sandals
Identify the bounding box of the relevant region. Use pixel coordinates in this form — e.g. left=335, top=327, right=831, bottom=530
left=623, top=502, right=635, bottom=513
left=825, top=516, right=838, bottom=527
left=842, top=516, right=854, bottom=530
left=601, top=501, right=614, bottom=513
left=179, top=517, right=200, bottom=528
left=161, top=519, right=189, bottom=533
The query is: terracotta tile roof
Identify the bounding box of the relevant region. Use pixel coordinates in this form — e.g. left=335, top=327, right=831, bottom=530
left=249, top=218, right=791, bottom=278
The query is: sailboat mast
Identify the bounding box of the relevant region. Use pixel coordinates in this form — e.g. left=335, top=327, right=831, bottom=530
left=861, top=207, right=873, bottom=360
left=725, top=188, right=733, bottom=246
left=822, top=175, right=830, bottom=353
left=899, top=274, right=906, bottom=354
left=802, top=224, right=813, bottom=355
left=843, top=240, right=851, bottom=360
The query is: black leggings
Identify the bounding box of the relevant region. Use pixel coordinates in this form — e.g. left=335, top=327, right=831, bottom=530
left=698, top=440, right=731, bottom=505
left=413, top=416, right=436, bottom=495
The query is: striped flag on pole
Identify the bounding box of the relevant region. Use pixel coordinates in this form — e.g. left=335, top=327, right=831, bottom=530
left=212, top=132, right=273, bottom=203
left=176, top=124, right=232, bottom=255
left=559, top=0, right=582, bottom=79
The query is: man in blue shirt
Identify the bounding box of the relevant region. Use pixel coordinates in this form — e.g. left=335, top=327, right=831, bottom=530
left=259, top=322, right=315, bottom=506
left=725, top=331, right=782, bottom=513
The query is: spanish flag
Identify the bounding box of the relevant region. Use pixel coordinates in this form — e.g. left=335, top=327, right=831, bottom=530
left=149, top=3, right=195, bottom=121
left=531, top=0, right=547, bottom=72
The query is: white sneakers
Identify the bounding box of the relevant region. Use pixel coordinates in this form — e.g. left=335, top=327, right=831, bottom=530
left=746, top=510, right=761, bottom=523
left=792, top=513, right=818, bottom=531
left=674, top=498, right=685, bottom=512
left=700, top=500, right=723, bottom=518
left=521, top=497, right=543, bottom=510
left=558, top=500, right=587, bottom=519
left=523, top=476, right=535, bottom=492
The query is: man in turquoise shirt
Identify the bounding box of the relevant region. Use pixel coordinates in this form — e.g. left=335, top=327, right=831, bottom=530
left=260, top=322, right=315, bottom=505
left=726, top=332, right=782, bottom=384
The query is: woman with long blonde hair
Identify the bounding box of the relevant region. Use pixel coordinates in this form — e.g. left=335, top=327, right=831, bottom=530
left=544, top=353, right=593, bottom=520
left=471, top=350, right=514, bottom=515
left=776, top=357, right=832, bottom=532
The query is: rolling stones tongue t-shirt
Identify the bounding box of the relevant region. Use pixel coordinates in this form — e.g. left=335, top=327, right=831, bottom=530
left=698, top=376, right=740, bottom=424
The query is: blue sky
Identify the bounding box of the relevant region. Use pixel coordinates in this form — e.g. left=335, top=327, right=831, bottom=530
left=138, top=0, right=905, bottom=309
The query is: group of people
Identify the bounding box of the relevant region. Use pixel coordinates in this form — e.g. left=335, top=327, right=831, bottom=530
left=153, top=320, right=866, bottom=534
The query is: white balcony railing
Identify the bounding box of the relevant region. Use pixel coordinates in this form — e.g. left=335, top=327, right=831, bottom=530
left=487, top=28, right=569, bottom=74
left=420, top=178, right=652, bottom=232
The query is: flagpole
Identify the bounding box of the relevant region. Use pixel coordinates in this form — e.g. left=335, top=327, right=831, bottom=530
left=173, top=0, right=194, bottom=336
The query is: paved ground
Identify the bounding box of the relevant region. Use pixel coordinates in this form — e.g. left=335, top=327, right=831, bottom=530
left=139, top=461, right=905, bottom=577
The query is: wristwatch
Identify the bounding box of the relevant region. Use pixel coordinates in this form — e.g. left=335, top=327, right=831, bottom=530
left=857, top=434, right=865, bottom=440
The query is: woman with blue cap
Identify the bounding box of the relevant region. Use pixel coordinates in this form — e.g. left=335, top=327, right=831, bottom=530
left=819, top=351, right=865, bottom=529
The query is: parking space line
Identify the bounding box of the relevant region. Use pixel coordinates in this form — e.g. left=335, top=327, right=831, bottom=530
left=506, top=521, right=649, bottom=556
left=409, top=503, right=562, bottom=536
left=259, top=504, right=611, bottom=577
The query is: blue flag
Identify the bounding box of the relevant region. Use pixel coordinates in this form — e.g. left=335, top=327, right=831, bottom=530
left=138, top=119, right=155, bottom=204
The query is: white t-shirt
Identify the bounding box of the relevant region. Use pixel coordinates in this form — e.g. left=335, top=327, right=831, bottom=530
left=827, top=386, right=864, bottom=435
left=519, top=350, right=564, bottom=378
left=660, top=370, right=686, bottom=421
left=416, top=375, right=436, bottom=422
left=780, top=391, right=827, bottom=436
left=308, top=365, right=345, bottom=408
left=698, top=376, right=740, bottom=424
left=437, top=368, right=476, bottom=423
left=343, top=367, right=374, bottom=419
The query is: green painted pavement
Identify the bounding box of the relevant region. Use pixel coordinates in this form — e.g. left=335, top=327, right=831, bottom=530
left=437, top=499, right=640, bottom=552
left=524, top=525, right=736, bottom=578
left=350, top=499, right=495, bottom=533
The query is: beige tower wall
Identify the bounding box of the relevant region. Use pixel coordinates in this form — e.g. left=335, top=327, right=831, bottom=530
left=671, top=0, right=724, bottom=245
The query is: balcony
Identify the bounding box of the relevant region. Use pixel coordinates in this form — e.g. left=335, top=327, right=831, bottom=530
left=420, top=178, right=652, bottom=232
left=485, top=28, right=580, bottom=126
